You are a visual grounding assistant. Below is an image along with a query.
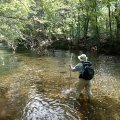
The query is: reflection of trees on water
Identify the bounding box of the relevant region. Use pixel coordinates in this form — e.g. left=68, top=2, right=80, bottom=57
left=0, top=50, right=19, bottom=75
left=0, top=56, right=5, bottom=65
left=0, top=49, right=120, bottom=120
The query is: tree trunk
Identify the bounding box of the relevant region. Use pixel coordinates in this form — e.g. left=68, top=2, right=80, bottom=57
left=95, top=0, right=100, bottom=49
left=115, top=5, right=120, bottom=41
left=83, top=17, right=89, bottom=45
left=108, top=4, right=112, bottom=40
left=76, top=15, right=81, bottom=42
left=116, top=19, right=120, bottom=40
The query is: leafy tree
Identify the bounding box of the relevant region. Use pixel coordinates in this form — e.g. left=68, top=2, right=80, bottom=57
left=0, top=0, right=120, bottom=53
left=0, top=0, right=32, bottom=50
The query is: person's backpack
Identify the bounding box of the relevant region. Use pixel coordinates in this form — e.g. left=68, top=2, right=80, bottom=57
left=79, top=61, right=94, bottom=80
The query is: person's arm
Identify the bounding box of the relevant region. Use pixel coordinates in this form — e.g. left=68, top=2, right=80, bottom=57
left=70, top=63, right=83, bottom=72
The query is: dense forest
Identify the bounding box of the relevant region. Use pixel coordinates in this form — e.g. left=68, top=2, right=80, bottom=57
left=0, top=0, right=120, bottom=54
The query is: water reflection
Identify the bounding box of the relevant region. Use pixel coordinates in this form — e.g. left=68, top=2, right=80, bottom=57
left=0, top=49, right=19, bottom=75
left=22, top=86, right=79, bottom=120
left=0, top=49, right=120, bottom=120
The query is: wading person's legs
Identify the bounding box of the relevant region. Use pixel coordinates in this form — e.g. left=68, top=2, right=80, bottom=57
left=85, top=80, right=92, bottom=97
left=76, top=79, right=86, bottom=99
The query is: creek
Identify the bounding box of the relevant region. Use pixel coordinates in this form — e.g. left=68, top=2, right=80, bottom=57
left=0, top=48, right=120, bottom=120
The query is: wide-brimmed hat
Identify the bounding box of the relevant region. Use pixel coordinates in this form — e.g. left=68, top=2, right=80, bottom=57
left=78, top=54, right=88, bottom=61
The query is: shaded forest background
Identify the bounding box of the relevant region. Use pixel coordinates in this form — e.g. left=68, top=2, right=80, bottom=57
left=0, top=0, right=120, bottom=54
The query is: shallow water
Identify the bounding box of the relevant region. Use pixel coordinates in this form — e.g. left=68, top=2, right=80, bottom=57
left=0, top=48, right=119, bottom=120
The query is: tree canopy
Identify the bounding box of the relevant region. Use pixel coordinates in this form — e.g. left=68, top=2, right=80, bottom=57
left=0, top=0, right=120, bottom=52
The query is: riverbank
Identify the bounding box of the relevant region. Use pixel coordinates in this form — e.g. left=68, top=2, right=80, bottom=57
left=1, top=37, right=120, bottom=56
left=48, top=39, right=120, bottom=55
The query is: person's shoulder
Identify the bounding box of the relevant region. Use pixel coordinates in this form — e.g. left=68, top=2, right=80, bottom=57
left=82, top=61, right=92, bottom=66
left=83, top=61, right=92, bottom=64
left=76, top=62, right=83, bottom=66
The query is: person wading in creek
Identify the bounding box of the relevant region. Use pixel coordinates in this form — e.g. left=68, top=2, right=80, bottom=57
left=69, top=54, right=94, bottom=99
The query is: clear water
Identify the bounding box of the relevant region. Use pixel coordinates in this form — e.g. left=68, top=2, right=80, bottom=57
left=0, top=48, right=119, bottom=120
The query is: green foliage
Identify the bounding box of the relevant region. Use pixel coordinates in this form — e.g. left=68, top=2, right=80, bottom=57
left=0, top=0, right=33, bottom=46
left=0, top=0, right=120, bottom=51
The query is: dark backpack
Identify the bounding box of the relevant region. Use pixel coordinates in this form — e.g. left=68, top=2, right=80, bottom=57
left=79, top=61, right=94, bottom=80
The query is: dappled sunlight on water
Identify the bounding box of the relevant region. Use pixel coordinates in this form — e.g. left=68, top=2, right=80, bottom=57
left=0, top=49, right=120, bottom=120
left=22, top=86, right=79, bottom=120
